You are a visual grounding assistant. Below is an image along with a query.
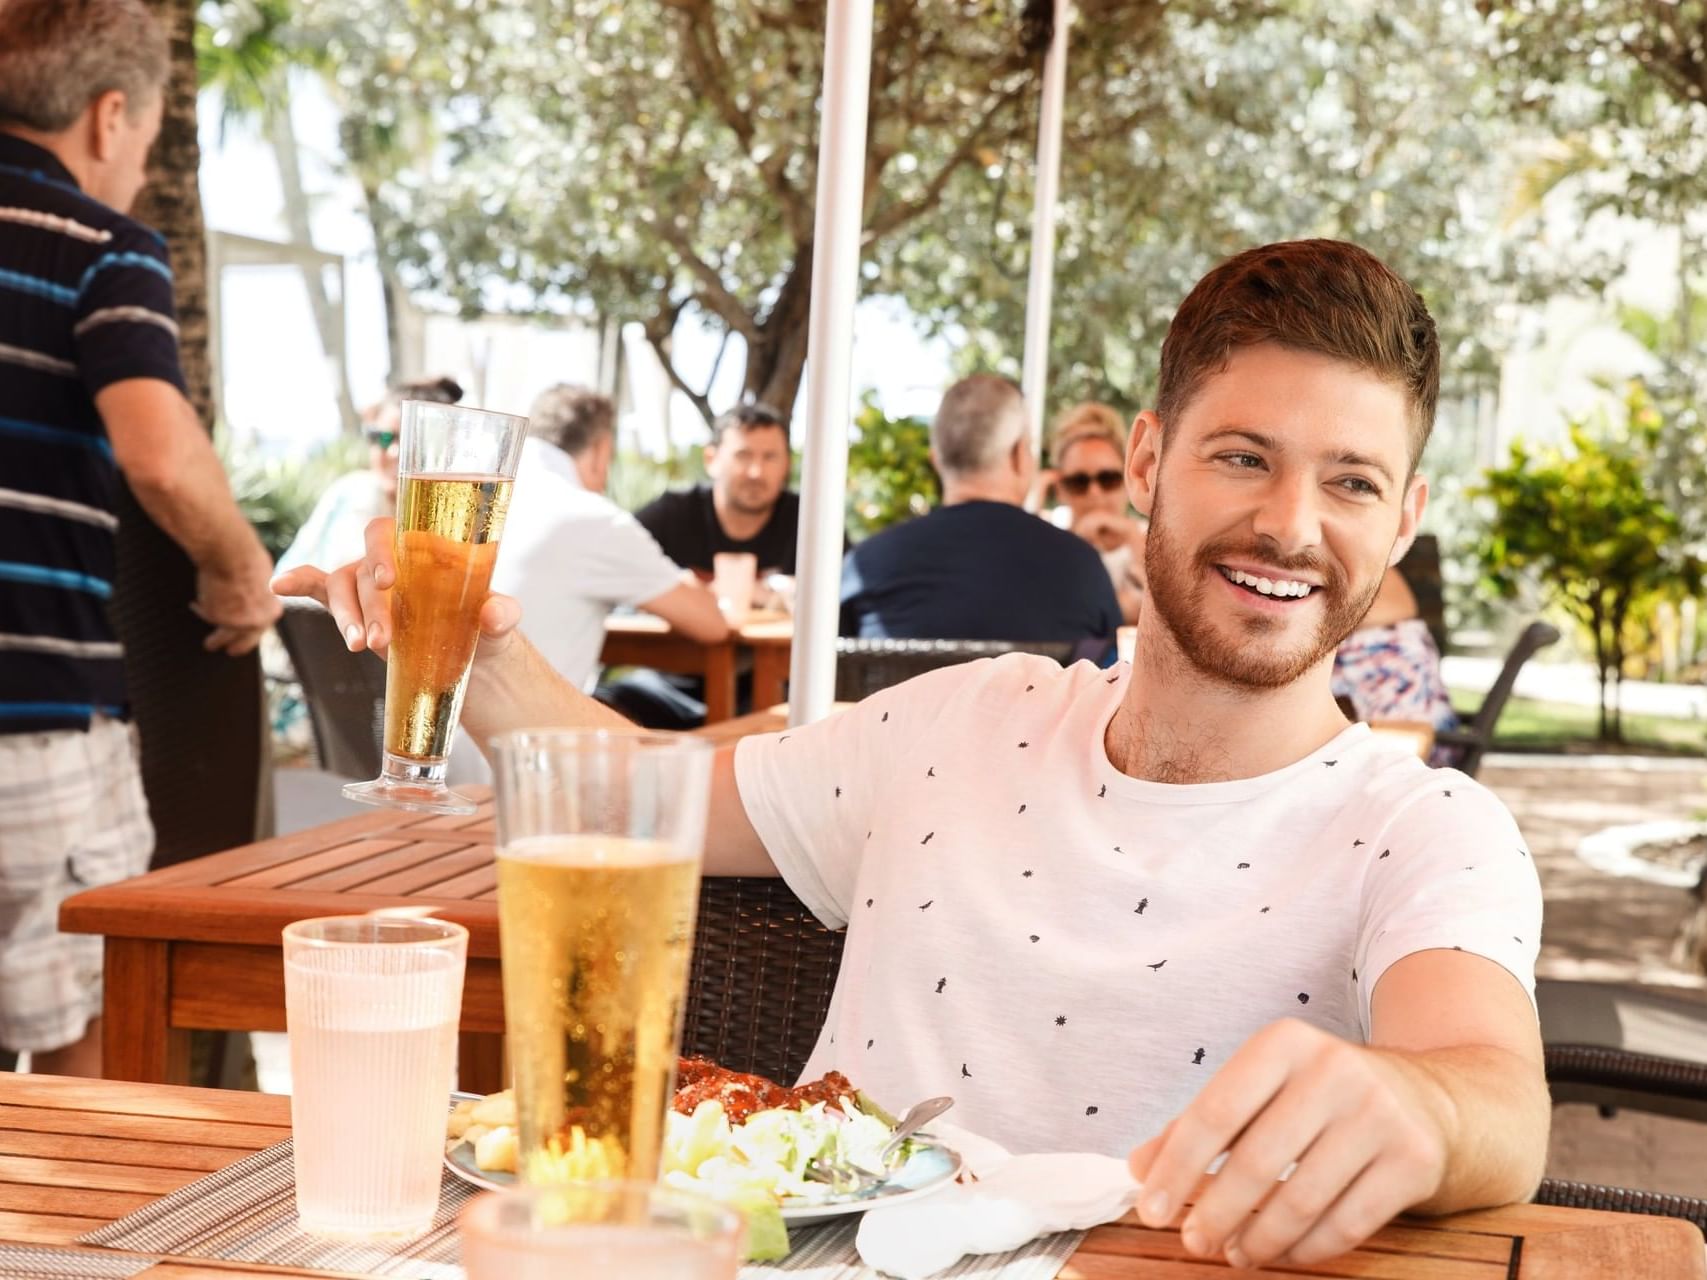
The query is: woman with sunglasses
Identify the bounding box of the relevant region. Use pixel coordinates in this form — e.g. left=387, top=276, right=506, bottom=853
left=1044, top=402, right=1147, bottom=623
left=276, top=376, right=462, bottom=574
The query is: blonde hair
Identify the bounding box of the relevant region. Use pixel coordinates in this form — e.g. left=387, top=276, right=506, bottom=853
left=1048, top=402, right=1127, bottom=468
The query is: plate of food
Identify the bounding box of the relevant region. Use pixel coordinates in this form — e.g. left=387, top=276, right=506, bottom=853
left=445, top=1057, right=961, bottom=1259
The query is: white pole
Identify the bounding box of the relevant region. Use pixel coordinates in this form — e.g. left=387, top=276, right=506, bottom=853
left=1021, top=0, right=1071, bottom=456
left=788, top=0, right=874, bottom=727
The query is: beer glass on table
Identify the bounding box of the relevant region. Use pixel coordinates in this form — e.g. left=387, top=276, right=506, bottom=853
left=343, top=400, right=527, bottom=815
left=491, top=731, right=714, bottom=1185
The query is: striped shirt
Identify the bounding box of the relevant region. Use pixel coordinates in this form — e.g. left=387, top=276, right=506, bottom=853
left=0, top=133, right=187, bottom=735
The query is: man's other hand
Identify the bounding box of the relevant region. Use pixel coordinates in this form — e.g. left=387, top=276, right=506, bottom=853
left=1128, top=1018, right=1450, bottom=1270
left=194, top=554, right=282, bottom=656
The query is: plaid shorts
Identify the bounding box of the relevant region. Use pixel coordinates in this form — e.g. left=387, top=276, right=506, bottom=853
left=0, top=717, right=154, bottom=1053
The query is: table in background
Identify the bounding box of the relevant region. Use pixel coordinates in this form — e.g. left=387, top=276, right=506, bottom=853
left=0, top=1075, right=1698, bottom=1280
left=600, top=611, right=794, bottom=724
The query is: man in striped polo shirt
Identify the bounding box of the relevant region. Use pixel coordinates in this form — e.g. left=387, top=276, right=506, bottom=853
left=0, top=0, right=278, bottom=1075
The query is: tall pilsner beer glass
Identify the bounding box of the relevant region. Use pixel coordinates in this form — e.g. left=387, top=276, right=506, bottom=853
left=491, top=731, right=714, bottom=1184
left=343, top=400, right=527, bottom=815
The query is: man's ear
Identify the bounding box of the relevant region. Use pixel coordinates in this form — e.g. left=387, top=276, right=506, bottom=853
left=702, top=442, right=718, bottom=474
left=1388, top=474, right=1430, bottom=566
left=1127, top=410, right=1163, bottom=518
left=88, top=90, right=128, bottom=164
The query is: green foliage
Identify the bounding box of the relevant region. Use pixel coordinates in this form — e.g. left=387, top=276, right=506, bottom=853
left=845, top=395, right=939, bottom=540
left=220, top=433, right=367, bottom=561
left=1474, top=388, right=1703, bottom=739
left=606, top=445, right=708, bottom=516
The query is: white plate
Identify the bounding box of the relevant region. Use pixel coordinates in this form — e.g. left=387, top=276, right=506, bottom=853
left=442, top=1138, right=962, bottom=1223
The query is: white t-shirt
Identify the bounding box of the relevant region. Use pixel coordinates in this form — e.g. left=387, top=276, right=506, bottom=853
left=448, top=437, right=682, bottom=783
left=734, top=653, right=1541, bottom=1157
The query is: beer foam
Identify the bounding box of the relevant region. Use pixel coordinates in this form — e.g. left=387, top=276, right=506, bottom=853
left=499, top=833, right=693, bottom=868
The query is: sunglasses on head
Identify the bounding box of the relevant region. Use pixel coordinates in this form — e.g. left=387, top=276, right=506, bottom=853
left=1057, top=469, right=1124, bottom=496
left=364, top=429, right=398, bottom=450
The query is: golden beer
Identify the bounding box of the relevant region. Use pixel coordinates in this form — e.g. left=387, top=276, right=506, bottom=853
left=384, top=474, right=512, bottom=761
left=497, top=834, right=700, bottom=1183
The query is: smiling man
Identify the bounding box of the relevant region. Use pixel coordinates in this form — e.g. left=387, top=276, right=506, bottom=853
left=276, top=240, right=1547, bottom=1270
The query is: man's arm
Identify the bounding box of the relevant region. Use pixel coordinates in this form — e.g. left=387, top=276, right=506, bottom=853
left=637, top=574, right=731, bottom=643
left=97, top=378, right=280, bottom=653
left=1129, top=948, right=1547, bottom=1269
left=272, top=518, right=775, bottom=877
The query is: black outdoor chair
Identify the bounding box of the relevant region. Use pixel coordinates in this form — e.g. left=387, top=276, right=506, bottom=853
left=1433, top=619, right=1562, bottom=777
left=834, top=637, right=1079, bottom=703
left=274, top=602, right=387, bottom=779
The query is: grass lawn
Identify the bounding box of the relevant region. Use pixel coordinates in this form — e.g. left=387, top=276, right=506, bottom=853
left=1453, top=692, right=1707, bottom=755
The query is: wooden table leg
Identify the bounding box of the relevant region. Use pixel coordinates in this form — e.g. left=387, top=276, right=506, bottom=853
left=702, top=643, right=737, bottom=723
left=101, top=938, right=190, bottom=1084
left=750, top=645, right=791, bottom=713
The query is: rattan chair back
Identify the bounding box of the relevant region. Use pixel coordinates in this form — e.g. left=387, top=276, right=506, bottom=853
left=274, top=602, right=387, bottom=779
left=682, top=877, right=846, bottom=1083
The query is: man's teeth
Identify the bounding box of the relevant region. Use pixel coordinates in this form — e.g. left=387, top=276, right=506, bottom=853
left=1219, top=566, right=1315, bottom=598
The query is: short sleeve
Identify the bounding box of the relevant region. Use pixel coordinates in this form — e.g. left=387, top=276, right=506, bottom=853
left=634, top=492, right=698, bottom=569
left=1355, top=775, right=1543, bottom=1035
left=71, top=225, right=186, bottom=396
left=567, top=507, right=685, bottom=608
left=734, top=663, right=984, bottom=929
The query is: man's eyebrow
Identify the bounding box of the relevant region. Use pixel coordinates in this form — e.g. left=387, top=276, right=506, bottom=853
left=1200, top=427, right=1396, bottom=487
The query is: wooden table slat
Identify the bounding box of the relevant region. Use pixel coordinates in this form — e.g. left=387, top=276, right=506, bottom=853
left=215, top=838, right=421, bottom=890
left=0, top=1154, right=196, bottom=1196
left=0, top=1130, right=263, bottom=1173
left=410, top=859, right=499, bottom=901
left=1083, top=1218, right=1515, bottom=1266
left=0, top=1209, right=110, bottom=1246
left=338, top=845, right=488, bottom=897
left=0, top=1184, right=154, bottom=1219
left=1079, top=1222, right=1509, bottom=1278
left=283, top=839, right=482, bottom=893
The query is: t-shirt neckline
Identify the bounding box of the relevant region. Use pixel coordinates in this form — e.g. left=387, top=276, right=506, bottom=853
left=1090, top=665, right=1373, bottom=805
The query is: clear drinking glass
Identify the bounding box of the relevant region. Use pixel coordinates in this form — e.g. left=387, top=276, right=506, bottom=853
left=283, top=915, right=469, bottom=1237
left=458, top=1183, right=743, bottom=1280
left=343, top=399, right=528, bottom=815
left=491, top=730, right=714, bottom=1185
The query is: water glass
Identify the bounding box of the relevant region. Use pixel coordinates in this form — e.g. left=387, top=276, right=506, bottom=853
left=712, top=551, right=758, bottom=623
left=491, top=729, right=713, bottom=1184
left=283, top=915, right=468, bottom=1237
left=458, top=1183, right=743, bottom=1280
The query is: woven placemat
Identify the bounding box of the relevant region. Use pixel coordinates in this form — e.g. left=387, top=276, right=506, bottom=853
left=78, top=1138, right=473, bottom=1280
left=0, top=1245, right=156, bottom=1279
left=741, top=1218, right=1085, bottom=1279
left=79, top=1134, right=1080, bottom=1280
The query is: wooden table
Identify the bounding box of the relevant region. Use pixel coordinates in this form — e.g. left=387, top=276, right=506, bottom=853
left=61, top=797, right=510, bottom=1092
left=1, top=1076, right=1699, bottom=1280
left=600, top=611, right=794, bottom=723
left=59, top=702, right=804, bottom=1093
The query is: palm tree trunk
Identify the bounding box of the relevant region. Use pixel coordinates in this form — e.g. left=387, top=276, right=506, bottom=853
left=118, top=0, right=265, bottom=866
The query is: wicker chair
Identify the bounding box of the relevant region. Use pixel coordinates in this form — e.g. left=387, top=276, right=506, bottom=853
left=273, top=602, right=387, bottom=779
left=834, top=637, right=1079, bottom=703
left=1531, top=979, right=1707, bottom=1231
left=682, top=877, right=844, bottom=1083
left=1433, top=619, right=1562, bottom=778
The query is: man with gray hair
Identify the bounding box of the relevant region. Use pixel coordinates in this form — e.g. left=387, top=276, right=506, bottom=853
left=0, top=0, right=279, bottom=1074
left=839, top=374, right=1121, bottom=644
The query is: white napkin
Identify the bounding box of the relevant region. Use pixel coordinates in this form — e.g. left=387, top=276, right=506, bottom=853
left=854, top=1128, right=1140, bottom=1280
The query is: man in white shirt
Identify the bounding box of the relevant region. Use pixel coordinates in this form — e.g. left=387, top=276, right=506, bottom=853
left=446, top=385, right=725, bottom=780
left=278, top=240, right=1549, bottom=1271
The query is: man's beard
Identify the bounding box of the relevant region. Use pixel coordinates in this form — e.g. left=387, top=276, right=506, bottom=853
left=722, top=482, right=780, bottom=517
left=1142, top=490, right=1382, bottom=690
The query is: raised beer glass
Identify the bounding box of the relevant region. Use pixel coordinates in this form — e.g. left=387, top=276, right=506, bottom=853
left=491, top=730, right=714, bottom=1184
left=343, top=400, right=527, bottom=815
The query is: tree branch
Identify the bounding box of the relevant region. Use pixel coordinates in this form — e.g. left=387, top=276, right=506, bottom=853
left=863, top=80, right=1033, bottom=242
left=666, top=0, right=811, bottom=236
left=644, top=304, right=715, bottom=428
left=655, top=220, right=760, bottom=340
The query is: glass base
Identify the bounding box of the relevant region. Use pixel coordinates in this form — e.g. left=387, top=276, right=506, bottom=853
left=342, top=754, right=478, bottom=816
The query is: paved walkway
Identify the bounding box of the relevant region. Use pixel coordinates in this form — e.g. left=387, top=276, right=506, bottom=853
left=1478, top=753, right=1707, bottom=1199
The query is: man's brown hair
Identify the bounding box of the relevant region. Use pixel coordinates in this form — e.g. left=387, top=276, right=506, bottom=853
left=0, top=0, right=168, bottom=132
left=1155, top=240, right=1440, bottom=468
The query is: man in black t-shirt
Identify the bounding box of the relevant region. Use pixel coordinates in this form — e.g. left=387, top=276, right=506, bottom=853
left=840, top=375, right=1121, bottom=645
left=635, top=402, right=799, bottom=577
